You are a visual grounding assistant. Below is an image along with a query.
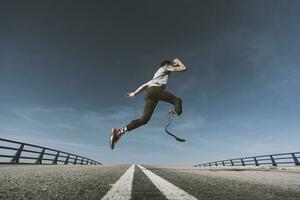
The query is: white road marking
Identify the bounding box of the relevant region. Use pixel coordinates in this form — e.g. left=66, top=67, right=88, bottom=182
left=137, top=164, right=199, bottom=200
left=101, top=164, right=135, bottom=200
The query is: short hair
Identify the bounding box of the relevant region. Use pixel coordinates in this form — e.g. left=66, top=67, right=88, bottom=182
left=160, top=60, right=172, bottom=67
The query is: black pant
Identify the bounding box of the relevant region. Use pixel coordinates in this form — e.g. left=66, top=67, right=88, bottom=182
left=126, top=85, right=182, bottom=131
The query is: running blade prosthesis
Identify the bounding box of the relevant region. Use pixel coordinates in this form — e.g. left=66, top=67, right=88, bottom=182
left=164, top=111, right=186, bottom=142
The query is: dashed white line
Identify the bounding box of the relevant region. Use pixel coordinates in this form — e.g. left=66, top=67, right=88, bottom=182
left=137, top=164, right=199, bottom=200
left=101, top=164, right=135, bottom=200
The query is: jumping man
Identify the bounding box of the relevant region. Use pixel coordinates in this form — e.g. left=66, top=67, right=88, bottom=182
left=110, top=58, right=188, bottom=149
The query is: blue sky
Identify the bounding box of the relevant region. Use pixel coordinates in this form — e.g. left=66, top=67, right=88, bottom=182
left=0, top=0, right=300, bottom=165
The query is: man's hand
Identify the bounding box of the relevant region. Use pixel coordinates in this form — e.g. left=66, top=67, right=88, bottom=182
left=126, top=92, right=135, bottom=98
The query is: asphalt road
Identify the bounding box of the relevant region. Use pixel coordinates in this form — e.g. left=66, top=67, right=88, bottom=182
left=0, top=165, right=299, bottom=200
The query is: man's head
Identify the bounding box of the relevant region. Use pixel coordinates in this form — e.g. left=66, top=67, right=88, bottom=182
left=160, top=60, right=172, bottom=67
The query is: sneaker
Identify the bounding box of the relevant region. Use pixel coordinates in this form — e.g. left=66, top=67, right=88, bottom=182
left=110, top=128, right=122, bottom=150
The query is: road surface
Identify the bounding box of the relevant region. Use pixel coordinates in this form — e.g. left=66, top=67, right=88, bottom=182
left=0, top=164, right=299, bottom=200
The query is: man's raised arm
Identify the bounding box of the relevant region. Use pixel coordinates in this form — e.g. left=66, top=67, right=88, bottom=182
left=166, top=58, right=187, bottom=72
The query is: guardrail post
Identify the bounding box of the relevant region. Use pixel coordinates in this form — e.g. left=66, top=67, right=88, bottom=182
left=74, top=155, right=78, bottom=165
left=53, top=152, right=60, bottom=164
left=270, top=155, right=277, bottom=166
left=10, top=144, right=24, bottom=164
left=230, top=160, right=234, bottom=166
left=80, top=157, right=84, bottom=165
left=241, top=158, right=245, bottom=166
left=36, top=148, right=45, bottom=164
left=65, top=154, right=70, bottom=165
left=222, top=161, right=225, bottom=166
left=291, top=153, right=300, bottom=166
left=254, top=157, right=259, bottom=166
left=86, top=159, right=89, bottom=165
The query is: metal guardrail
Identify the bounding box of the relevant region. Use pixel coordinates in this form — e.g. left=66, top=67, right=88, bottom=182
left=0, top=138, right=102, bottom=165
left=194, top=152, right=300, bottom=167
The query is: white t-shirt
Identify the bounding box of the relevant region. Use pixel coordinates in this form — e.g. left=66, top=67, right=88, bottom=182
left=146, top=64, right=176, bottom=87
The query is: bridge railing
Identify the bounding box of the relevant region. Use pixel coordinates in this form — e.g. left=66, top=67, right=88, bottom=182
left=0, top=138, right=102, bottom=165
left=194, top=152, right=300, bottom=167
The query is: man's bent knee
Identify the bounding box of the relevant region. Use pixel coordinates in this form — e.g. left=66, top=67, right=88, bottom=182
left=140, top=117, right=150, bottom=125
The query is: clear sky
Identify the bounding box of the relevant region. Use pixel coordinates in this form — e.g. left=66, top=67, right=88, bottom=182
left=1, top=0, right=300, bottom=165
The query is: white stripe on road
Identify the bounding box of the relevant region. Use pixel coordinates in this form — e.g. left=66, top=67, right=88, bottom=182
left=101, top=164, right=135, bottom=200
left=137, top=165, right=198, bottom=200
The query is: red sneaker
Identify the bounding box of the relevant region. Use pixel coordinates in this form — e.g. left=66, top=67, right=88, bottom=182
left=110, top=128, right=122, bottom=150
